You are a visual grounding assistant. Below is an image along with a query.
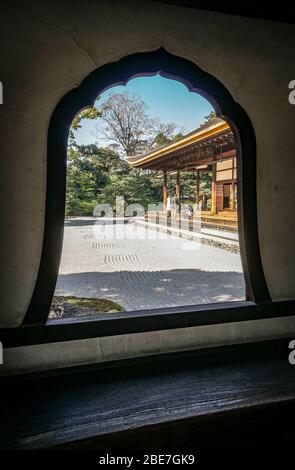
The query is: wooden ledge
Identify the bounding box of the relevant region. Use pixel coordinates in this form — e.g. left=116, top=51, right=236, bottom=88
left=0, top=338, right=294, bottom=450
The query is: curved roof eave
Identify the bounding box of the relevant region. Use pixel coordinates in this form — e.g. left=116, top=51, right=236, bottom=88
left=125, top=118, right=231, bottom=168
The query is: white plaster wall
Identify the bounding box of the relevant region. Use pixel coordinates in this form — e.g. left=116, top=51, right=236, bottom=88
left=2, top=315, right=295, bottom=375
left=0, top=0, right=295, bottom=327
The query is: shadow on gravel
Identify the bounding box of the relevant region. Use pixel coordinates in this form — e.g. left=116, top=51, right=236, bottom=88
left=54, top=268, right=245, bottom=315
left=65, top=218, right=130, bottom=227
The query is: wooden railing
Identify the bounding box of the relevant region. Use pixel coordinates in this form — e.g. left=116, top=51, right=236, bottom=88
left=145, top=210, right=238, bottom=232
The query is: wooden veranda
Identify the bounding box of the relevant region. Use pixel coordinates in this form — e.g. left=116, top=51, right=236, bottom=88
left=126, top=118, right=238, bottom=229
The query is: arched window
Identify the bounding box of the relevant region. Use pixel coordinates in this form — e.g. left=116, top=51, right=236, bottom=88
left=23, top=48, right=270, bottom=328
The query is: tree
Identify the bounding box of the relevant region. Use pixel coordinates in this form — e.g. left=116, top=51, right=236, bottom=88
left=97, top=91, right=179, bottom=156
left=65, top=93, right=198, bottom=216
left=97, top=92, right=152, bottom=156
left=71, top=107, right=102, bottom=131
left=201, top=110, right=216, bottom=126
left=148, top=121, right=181, bottom=148
left=96, top=169, right=163, bottom=211
left=66, top=145, right=125, bottom=216
left=69, top=107, right=101, bottom=148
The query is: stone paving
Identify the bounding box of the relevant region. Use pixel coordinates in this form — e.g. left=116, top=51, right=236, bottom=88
left=54, top=217, right=245, bottom=312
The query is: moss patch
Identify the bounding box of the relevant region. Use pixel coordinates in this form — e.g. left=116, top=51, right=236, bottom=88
left=49, top=295, right=124, bottom=319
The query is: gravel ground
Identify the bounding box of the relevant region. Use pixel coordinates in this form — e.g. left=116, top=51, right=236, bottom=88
left=54, top=217, right=245, bottom=312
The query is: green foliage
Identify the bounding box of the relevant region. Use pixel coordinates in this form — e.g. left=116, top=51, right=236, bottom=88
left=66, top=145, right=127, bottom=216
left=203, top=110, right=216, bottom=123
left=68, top=107, right=102, bottom=147
left=153, top=132, right=171, bottom=147
left=96, top=170, right=163, bottom=211
left=165, top=171, right=212, bottom=209
left=172, top=132, right=185, bottom=142
left=66, top=197, right=97, bottom=217
left=50, top=295, right=124, bottom=319
left=71, top=107, right=102, bottom=130
left=154, top=132, right=184, bottom=148
left=65, top=143, right=163, bottom=215
left=65, top=98, right=214, bottom=216
left=66, top=142, right=212, bottom=216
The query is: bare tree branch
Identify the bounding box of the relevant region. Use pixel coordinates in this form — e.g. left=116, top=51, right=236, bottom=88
left=94, top=91, right=180, bottom=156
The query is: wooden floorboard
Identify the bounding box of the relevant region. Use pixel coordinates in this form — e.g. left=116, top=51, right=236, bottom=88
left=0, top=339, right=295, bottom=450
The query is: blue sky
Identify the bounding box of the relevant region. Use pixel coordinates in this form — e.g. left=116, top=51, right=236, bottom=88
left=74, top=74, right=214, bottom=145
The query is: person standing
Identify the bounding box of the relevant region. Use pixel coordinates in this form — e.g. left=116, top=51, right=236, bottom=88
left=171, top=195, right=176, bottom=218
left=166, top=194, right=171, bottom=217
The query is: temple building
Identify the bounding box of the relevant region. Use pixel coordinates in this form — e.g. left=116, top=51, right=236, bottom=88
left=126, top=117, right=237, bottom=215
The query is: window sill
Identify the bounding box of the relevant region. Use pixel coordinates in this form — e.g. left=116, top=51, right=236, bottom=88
left=0, top=337, right=294, bottom=450
left=1, top=299, right=295, bottom=348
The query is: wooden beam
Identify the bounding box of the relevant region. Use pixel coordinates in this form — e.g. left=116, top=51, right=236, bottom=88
left=231, top=157, right=236, bottom=211
left=211, top=163, right=217, bottom=215
left=196, top=170, right=200, bottom=205
left=176, top=171, right=180, bottom=210
left=175, top=171, right=181, bottom=214
left=163, top=171, right=167, bottom=209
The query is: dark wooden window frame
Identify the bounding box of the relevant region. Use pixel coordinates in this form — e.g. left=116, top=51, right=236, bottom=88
left=2, top=47, right=295, bottom=349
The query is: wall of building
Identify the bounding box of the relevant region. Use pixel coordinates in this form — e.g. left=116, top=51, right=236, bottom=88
left=0, top=0, right=295, bottom=328
left=216, top=182, right=224, bottom=211
left=216, top=159, right=236, bottom=182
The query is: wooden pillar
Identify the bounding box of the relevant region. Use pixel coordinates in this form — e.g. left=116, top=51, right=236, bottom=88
left=176, top=171, right=180, bottom=212
left=196, top=170, right=200, bottom=205
left=211, top=163, right=217, bottom=215
left=231, top=157, right=235, bottom=211
left=163, top=170, right=167, bottom=209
